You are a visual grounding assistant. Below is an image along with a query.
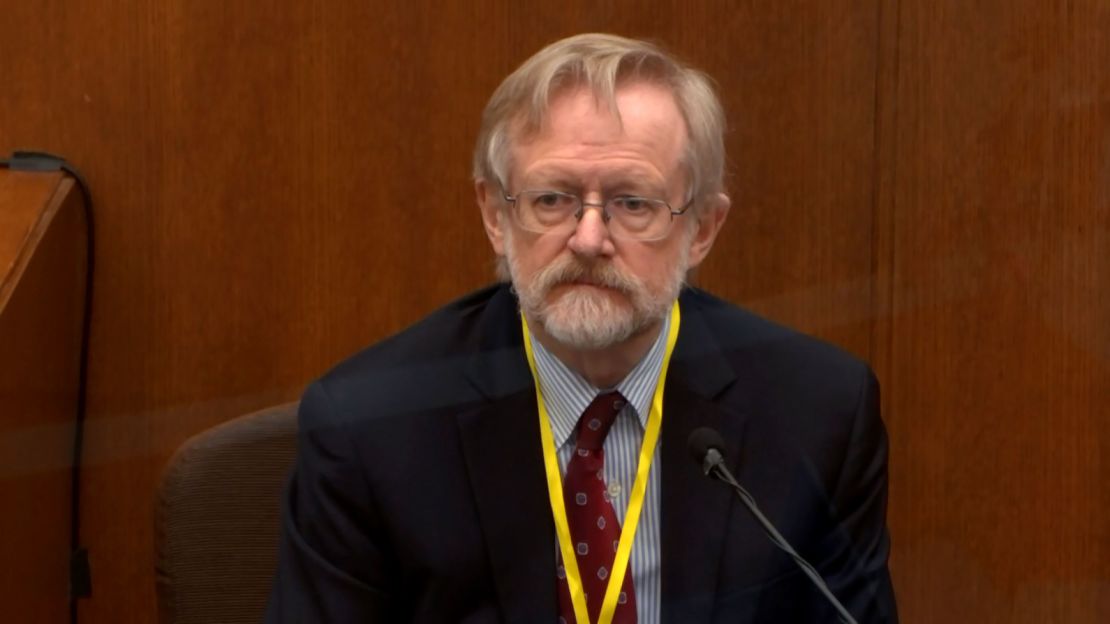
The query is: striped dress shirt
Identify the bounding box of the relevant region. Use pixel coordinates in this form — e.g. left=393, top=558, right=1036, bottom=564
left=530, top=313, right=670, bottom=624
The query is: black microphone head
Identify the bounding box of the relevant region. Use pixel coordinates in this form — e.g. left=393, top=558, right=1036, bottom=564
left=687, top=427, right=728, bottom=464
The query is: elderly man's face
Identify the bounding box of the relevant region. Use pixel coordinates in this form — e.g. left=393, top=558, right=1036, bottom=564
left=479, top=81, right=725, bottom=350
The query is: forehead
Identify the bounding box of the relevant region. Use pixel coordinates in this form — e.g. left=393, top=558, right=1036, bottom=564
left=509, top=82, right=689, bottom=187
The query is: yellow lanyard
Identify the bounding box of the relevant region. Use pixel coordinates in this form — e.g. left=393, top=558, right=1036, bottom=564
left=521, top=301, right=681, bottom=624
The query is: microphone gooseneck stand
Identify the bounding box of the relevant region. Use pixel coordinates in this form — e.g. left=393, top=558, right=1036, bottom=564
left=688, top=427, right=859, bottom=624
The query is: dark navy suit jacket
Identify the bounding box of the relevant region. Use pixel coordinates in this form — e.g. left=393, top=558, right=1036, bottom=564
left=266, top=284, right=898, bottom=623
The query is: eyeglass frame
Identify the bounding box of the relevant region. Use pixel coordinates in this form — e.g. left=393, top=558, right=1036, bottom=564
left=500, top=188, right=695, bottom=242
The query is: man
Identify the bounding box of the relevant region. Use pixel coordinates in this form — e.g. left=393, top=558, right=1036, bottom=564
left=267, top=33, right=897, bottom=623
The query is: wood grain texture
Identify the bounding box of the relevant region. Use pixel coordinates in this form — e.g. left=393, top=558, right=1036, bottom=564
left=0, top=3, right=881, bottom=622
left=0, top=173, right=88, bottom=624
left=876, top=1, right=1110, bottom=621
left=6, top=0, right=1108, bottom=622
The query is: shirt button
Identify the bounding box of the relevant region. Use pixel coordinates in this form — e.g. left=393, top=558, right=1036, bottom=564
left=612, top=399, right=626, bottom=411
left=607, top=482, right=622, bottom=498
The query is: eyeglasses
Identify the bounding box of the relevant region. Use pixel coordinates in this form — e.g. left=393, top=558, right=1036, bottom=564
left=502, top=189, right=692, bottom=241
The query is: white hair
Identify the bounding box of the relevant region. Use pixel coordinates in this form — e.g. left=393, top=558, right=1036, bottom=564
left=473, top=33, right=727, bottom=209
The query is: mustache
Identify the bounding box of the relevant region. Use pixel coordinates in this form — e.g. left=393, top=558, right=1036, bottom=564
left=532, top=256, right=643, bottom=294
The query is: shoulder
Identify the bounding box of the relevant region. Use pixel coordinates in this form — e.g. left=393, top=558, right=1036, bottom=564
left=304, top=284, right=515, bottom=429
left=678, top=287, right=874, bottom=409
left=680, top=287, right=869, bottom=369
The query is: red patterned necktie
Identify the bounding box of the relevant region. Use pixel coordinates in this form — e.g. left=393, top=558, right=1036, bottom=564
left=556, top=391, right=637, bottom=624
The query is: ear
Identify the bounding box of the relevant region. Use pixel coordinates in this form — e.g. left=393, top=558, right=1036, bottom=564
left=685, top=192, right=730, bottom=269
left=476, top=178, right=506, bottom=256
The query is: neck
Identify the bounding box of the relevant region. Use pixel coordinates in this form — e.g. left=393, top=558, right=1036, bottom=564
left=528, top=317, right=664, bottom=388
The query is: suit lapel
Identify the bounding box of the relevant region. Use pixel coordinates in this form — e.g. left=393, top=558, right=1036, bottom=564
left=660, top=293, right=749, bottom=623
left=457, top=393, right=556, bottom=623
left=456, top=286, right=556, bottom=623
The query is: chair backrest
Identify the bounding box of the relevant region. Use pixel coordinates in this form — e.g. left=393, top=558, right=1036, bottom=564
left=155, top=402, right=298, bottom=624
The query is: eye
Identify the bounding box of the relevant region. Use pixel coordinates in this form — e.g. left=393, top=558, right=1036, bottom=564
left=528, top=191, right=574, bottom=209
left=612, top=196, right=652, bottom=212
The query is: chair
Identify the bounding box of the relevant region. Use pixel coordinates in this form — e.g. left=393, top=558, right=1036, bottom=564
left=155, top=402, right=298, bottom=624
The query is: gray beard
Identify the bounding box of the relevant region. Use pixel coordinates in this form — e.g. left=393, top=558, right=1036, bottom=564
left=500, top=238, right=688, bottom=351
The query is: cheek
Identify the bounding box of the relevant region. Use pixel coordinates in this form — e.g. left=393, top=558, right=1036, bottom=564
left=508, top=229, right=567, bottom=274
left=618, top=244, right=680, bottom=284
left=630, top=242, right=688, bottom=293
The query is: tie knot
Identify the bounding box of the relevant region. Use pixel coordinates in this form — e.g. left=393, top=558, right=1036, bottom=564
left=575, top=391, right=626, bottom=451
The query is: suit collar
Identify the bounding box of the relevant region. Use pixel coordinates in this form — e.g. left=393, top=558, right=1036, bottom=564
left=671, top=287, right=737, bottom=399
left=463, top=285, right=738, bottom=402
left=462, top=284, right=533, bottom=400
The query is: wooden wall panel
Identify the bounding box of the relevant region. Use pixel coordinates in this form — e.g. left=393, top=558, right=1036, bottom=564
left=875, top=1, right=1110, bottom=621
left=0, top=2, right=880, bottom=622
left=692, top=1, right=881, bottom=358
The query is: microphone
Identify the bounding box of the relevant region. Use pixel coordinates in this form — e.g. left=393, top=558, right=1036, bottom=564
left=686, top=427, right=859, bottom=624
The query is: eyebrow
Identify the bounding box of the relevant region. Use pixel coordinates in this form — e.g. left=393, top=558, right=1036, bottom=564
left=521, top=168, right=666, bottom=194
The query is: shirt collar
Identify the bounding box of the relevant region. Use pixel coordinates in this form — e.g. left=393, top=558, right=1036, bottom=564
left=530, top=312, right=671, bottom=449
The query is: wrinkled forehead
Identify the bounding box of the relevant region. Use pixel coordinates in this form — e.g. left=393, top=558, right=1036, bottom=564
left=506, top=82, right=690, bottom=184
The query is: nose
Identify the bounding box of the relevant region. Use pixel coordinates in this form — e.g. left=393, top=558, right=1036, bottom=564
left=566, top=203, right=615, bottom=258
